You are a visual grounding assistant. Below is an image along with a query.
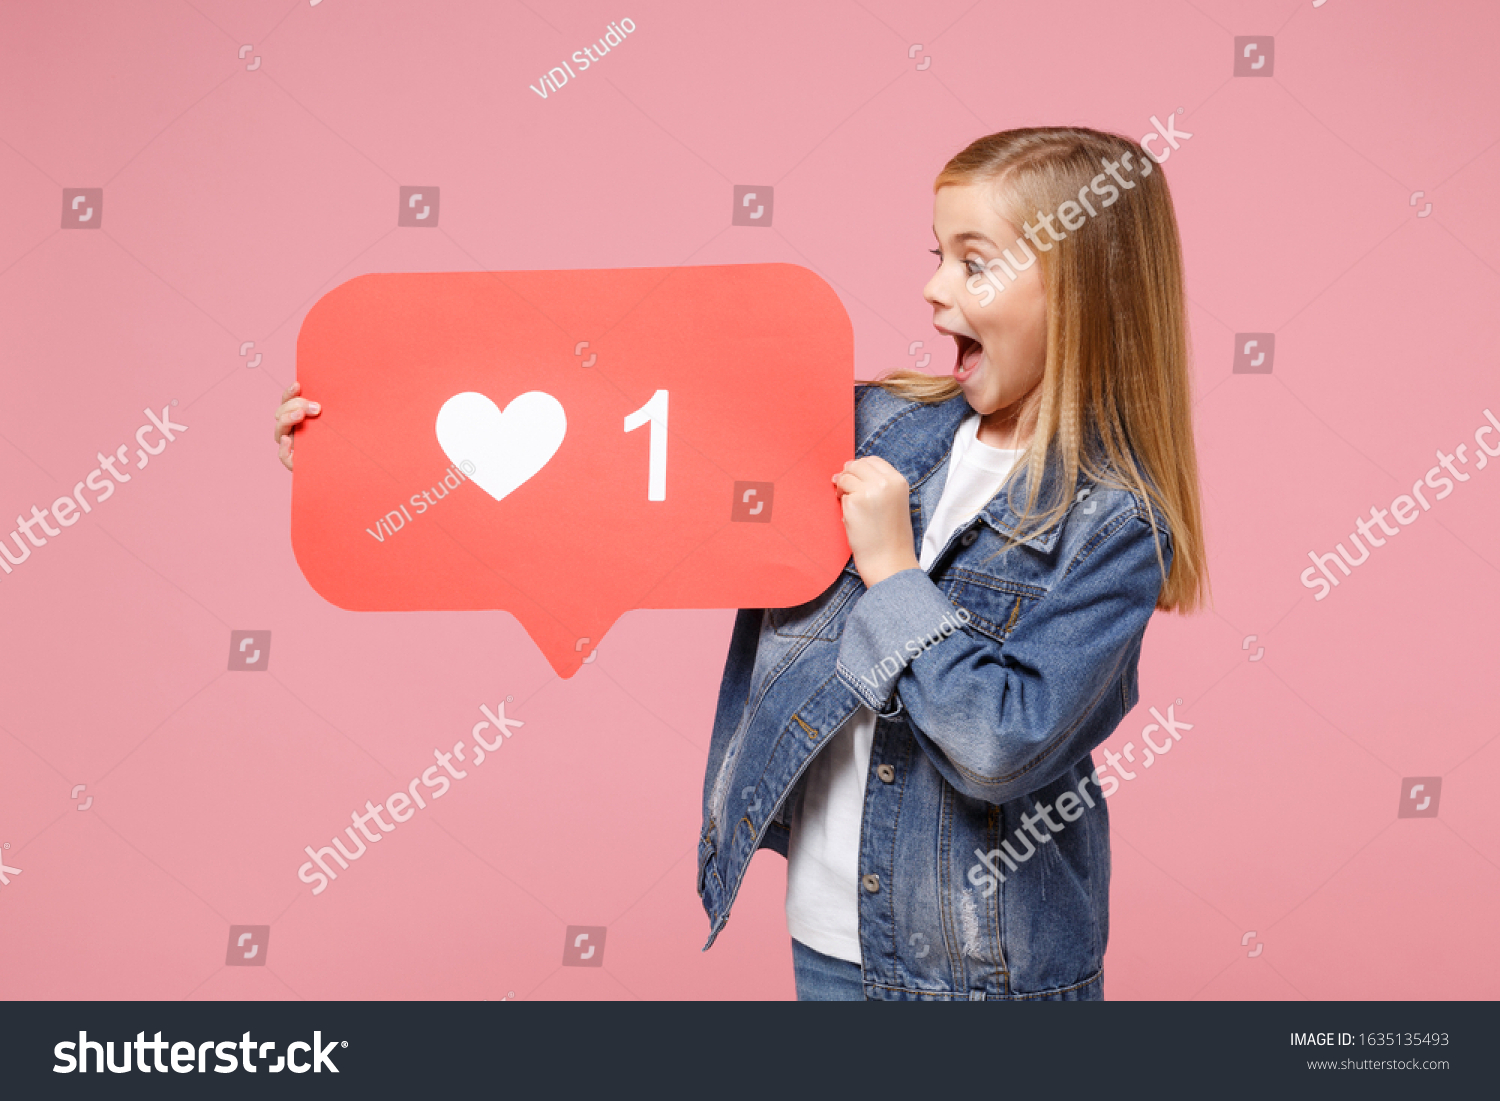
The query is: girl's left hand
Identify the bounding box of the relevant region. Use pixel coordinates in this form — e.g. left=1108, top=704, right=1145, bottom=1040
left=833, top=456, right=921, bottom=588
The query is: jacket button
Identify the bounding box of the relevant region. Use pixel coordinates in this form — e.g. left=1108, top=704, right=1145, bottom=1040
left=876, top=764, right=895, bottom=783
left=960, top=529, right=979, bottom=546
left=862, top=873, right=881, bottom=893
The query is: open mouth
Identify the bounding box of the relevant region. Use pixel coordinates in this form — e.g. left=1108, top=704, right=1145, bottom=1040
left=953, top=333, right=983, bottom=382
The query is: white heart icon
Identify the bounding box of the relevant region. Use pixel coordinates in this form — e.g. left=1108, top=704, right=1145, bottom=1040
left=435, top=390, right=566, bottom=503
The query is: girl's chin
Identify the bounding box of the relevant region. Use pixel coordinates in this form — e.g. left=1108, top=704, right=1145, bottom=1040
left=957, top=375, right=1004, bottom=416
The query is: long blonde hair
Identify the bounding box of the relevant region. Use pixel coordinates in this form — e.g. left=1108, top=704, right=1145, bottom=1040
left=875, top=126, right=1208, bottom=614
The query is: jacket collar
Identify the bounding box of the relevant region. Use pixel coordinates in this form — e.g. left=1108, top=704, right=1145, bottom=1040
left=860, top=391, right=1068, bottom=554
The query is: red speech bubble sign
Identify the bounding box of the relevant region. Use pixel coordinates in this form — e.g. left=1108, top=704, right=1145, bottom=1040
left=291, top=264, right=853, bottom=677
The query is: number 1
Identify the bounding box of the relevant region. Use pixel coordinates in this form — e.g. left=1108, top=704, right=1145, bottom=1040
left=623, top=389, right=668, bottom=501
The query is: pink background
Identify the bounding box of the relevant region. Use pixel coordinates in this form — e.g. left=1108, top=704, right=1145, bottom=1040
left=2, top=0, right=1497, bottom=1001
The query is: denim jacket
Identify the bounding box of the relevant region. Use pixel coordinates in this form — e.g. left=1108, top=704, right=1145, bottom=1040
left=698, top=384, right=1174, bottom=1000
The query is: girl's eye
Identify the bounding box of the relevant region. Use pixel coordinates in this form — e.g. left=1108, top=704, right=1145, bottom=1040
left=931, top=250, right=987, bottom=277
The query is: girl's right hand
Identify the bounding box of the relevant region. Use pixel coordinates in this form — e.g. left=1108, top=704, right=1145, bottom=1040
left=273, top=380, right=321, bottom=471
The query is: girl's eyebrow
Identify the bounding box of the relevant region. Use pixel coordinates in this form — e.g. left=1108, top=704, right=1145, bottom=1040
left=924, top=228, right=996, bottom=247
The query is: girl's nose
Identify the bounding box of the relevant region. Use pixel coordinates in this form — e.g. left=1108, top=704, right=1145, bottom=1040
left=923, top=269, right=948, bottom=309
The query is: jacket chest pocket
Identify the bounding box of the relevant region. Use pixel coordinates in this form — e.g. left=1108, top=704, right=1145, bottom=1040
left=941, top=568, right=1048, bottom=644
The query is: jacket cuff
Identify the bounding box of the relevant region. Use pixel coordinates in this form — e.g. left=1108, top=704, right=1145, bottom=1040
left=835, top=568, right=967, bottom=711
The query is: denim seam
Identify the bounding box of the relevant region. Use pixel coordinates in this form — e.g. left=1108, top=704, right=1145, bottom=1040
left=994, top=809, right=1012, bottom=993
left=864, top=966, right=1101, bottom=1001
left=932, top=781, right=956, bottom=986
left=834, top=660, right=884, bottom=712
left=1059, top=508, right=1138, bottom=582
left=745, top=579, right=862, bottom=753
left=1098, top=804, right=1110, bottom=960
left=873, top=719, right=907, bottom=979
left=858, top=397, right=958, bottom=499
left=944, top=568, right=1049, bottom=599
left=951, top=590, right=1029, bottom=645
left=712, top=674, right=846, bottom=931
left=771, top=603, right=845, bottom=641
left=859, top=398, right=929, bottom=458
left=770, top=566, right=860, bottom=640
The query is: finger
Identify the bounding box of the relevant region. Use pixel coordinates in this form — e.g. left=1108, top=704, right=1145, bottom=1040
left=275, top=393, right=319, bottom=420
left=848, top=455, right=906, bottom=493
left=279, top=433, right=294, bottom=471
left=275, top=398, right=321, bottom=434
left=842, top=458, right=894, bottom=489
left=850, top=454, right=902, bottom=486
left=281, top=380, right=301, bottom=403
left=272, top=405, right=305, bottom=442
left=835, top=462, right=869, bottom=487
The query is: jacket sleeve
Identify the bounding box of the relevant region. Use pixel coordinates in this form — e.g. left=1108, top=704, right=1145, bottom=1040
left=833, top=508, right=1170, bottom=804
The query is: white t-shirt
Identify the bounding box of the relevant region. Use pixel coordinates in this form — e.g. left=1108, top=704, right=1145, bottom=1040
left=784, top=411, right=1022, bottom=963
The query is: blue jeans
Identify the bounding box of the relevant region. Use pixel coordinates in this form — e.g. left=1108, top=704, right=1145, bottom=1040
left=791, top=939, right=865, bottom=1001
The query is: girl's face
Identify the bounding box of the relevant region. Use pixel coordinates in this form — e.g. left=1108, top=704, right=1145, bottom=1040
left=923, top=182, right=1047, bottom=419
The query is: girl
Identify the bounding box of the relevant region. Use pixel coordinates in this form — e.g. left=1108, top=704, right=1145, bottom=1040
left=697, top=126, right=1206, bottom=1000
left=273, top=125, right=1207, bottom=1001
